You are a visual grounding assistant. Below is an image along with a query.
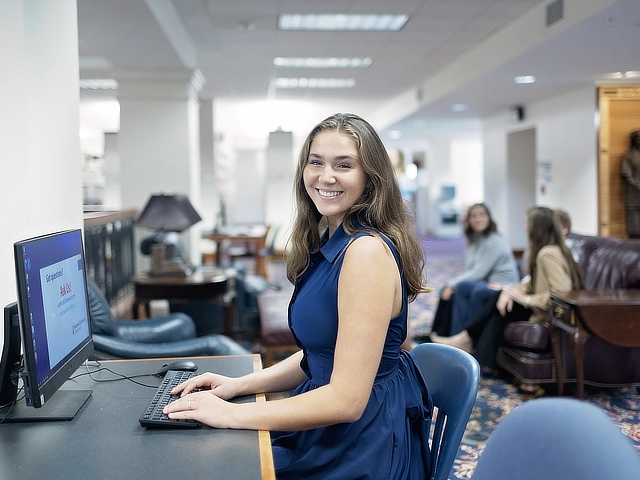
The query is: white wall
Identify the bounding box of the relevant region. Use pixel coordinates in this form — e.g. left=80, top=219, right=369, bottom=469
left=0, top=1, right=83, bottom=322
left=483, top=85, right=599, bottom=247
left=385, top=120, right=483, bottom=236
left=532, top=87, right=599, bottom=235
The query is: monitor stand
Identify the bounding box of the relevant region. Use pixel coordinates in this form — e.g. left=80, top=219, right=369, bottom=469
left=0, top=389, right=92, bottom=422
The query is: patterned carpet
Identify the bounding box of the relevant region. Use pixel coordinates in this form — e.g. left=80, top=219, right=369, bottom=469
left=413, top=236, right=640, bottom=479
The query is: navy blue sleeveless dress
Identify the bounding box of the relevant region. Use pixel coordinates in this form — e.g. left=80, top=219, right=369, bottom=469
left=271, top=223, right=433, bottom=479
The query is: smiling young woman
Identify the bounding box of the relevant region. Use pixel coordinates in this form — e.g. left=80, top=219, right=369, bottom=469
left=302, top=130, right=368, bottom=236
left=163, top=113, right=433, bottom=479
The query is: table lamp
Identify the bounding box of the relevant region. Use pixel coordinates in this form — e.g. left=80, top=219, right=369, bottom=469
left=135, top=194, right=202, bottom=276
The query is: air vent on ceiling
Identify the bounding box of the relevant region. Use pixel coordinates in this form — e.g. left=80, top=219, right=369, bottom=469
left=545, top=0, right=564, bottom=28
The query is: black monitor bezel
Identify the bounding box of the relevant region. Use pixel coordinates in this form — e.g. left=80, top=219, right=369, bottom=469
left=13, top=229, right=94, bottom=409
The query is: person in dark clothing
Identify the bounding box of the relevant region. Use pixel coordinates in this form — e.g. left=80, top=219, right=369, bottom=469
left=621, top=130, right=640, bottom=238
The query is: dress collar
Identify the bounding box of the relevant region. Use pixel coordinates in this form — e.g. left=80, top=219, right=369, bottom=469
left=316, top=218, right=370, bottom=263
left=315, top=223, right=349, bottom=263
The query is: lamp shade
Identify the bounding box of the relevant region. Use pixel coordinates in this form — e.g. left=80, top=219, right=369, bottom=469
left=135, top=194, right=202, bottom=232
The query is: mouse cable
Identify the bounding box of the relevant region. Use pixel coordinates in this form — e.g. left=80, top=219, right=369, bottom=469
left=67, top=360, right=160, bottom=388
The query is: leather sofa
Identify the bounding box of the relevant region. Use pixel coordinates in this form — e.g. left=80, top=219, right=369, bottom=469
left=87, top=278, right=249, bottom=360
left=496, top=233, right=640, bottom=392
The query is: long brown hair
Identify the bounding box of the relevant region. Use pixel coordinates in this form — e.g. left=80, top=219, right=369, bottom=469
left=526, top=206, right=584, bottom=289
left=286, top=113, right=429, bottom=300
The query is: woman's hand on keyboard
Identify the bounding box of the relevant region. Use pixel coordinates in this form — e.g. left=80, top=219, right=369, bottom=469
left=171, top=372, right=240, bottom=401
left=163, top=389, right=235, bottom=429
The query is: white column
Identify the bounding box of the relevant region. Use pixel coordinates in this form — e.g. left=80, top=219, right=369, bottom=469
left=199, top=98, right=218, bottom=230
left=115, top=69, right=204, bottom=270
left=0, top=1, right=83, bottom=310
left=266, top=130, right=294, bottom=251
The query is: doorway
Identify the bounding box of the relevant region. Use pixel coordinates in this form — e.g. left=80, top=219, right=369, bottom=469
left=597, top=85, right=640, bottom=238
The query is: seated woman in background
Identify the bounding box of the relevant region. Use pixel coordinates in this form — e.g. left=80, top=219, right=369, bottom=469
left=429, top=203, right=519, bottom=337
left=447, top=207, right=577, bottom=338
left=431, top=206, right=584, bottom=369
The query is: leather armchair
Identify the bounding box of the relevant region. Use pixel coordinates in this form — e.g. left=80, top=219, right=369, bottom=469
left=496, top=233, right=640, bottom=392
left=87, top=278, right=249, bottom=360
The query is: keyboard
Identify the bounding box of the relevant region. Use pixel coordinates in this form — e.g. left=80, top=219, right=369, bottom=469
left=139, top=370, right=199, bottom=428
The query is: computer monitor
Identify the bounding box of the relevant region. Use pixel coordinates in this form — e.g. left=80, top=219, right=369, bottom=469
left=0, top=303, right=21, bottom=408
left=3, top=229, right=94, bottom=421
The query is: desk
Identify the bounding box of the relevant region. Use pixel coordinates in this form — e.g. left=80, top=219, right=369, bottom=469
left=0, top=355, right=275, bottom=480
left=550, top=290, right=640, bottom=398
left=132, top=268, right=235, bottom=335
left=202, top=225, right=269, bottom=277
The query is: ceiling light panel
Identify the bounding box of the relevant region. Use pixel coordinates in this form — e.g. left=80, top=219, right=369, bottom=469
left=78, top=79, right=119, bottom=90
left=514, top=75, right=536, bottom=84
left=278, top=14, right=409, bottom=31
left=274, top=78, right=356, bottom=89
left=273, top=57, right=373, bottom=68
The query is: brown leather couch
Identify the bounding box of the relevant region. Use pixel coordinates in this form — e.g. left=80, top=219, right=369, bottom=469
left=496, top=233, right=640, bottom=392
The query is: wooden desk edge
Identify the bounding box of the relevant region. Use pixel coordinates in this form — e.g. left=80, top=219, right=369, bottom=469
left=253, top=354, right=276, bottom=480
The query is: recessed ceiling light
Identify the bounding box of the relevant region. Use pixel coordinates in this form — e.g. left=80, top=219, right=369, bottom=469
left=514, top=75, right=536, bottom=84
left=274, top=78, right=356, bottom=89
left=273, top=57, right=373, bottom=68
left=278, top=14, right=409, bottom=31
left=451, top=103, right=469, bottom=112
left=78, top=79, right=118, bottom=90
left=606, top=71, right=640, bottom=79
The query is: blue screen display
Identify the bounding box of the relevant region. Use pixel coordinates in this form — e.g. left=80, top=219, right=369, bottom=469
left=17, top=230, right=91, bottom=387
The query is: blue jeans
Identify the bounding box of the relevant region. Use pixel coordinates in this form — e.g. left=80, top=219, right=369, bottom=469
left=450, top=281, right=500, bottom=335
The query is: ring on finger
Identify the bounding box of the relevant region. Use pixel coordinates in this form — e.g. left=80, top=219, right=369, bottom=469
left=188, top=400, right=192, bottom=410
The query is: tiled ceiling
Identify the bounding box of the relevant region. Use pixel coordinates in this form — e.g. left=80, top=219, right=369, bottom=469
left=77, top=0, right=640, bottom=129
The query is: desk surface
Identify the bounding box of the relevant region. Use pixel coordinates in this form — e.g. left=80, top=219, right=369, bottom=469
left=0, top=355, right=274, bottom=480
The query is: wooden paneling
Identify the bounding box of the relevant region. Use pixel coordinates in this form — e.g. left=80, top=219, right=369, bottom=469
left=597, top=86, right=640, bottom=238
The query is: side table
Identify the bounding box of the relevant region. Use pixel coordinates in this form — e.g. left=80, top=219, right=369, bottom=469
left=132, top=268, right=235, bottom=336
left=201, top=224, right=269, bottom=277
left=549, top=290, right=640, bottom=398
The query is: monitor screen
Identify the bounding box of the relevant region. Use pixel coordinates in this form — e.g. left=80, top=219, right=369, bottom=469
left=13, top=229, right=94, bottom=411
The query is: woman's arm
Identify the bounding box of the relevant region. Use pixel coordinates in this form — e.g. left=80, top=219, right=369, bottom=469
left=171, top=349, right=307, bottom=401
left=165, top=235, right=399, bottom=431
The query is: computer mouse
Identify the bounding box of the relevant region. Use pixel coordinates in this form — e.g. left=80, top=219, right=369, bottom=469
left=156, top=360, right=198, bottom=376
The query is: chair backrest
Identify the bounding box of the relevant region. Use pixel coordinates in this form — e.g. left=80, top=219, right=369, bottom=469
left=471, top=398, right=640, bottom=480
left=412, top=343, right=480, bottom=480
left=86, top=278, right=118, bottom=336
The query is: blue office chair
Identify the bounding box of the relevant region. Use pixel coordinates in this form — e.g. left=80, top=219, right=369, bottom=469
left=411, top=342, right=480, bottom=480
left=471, top=397, right=640, bottom=480
left=86, top=278, right=249, bottom=360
